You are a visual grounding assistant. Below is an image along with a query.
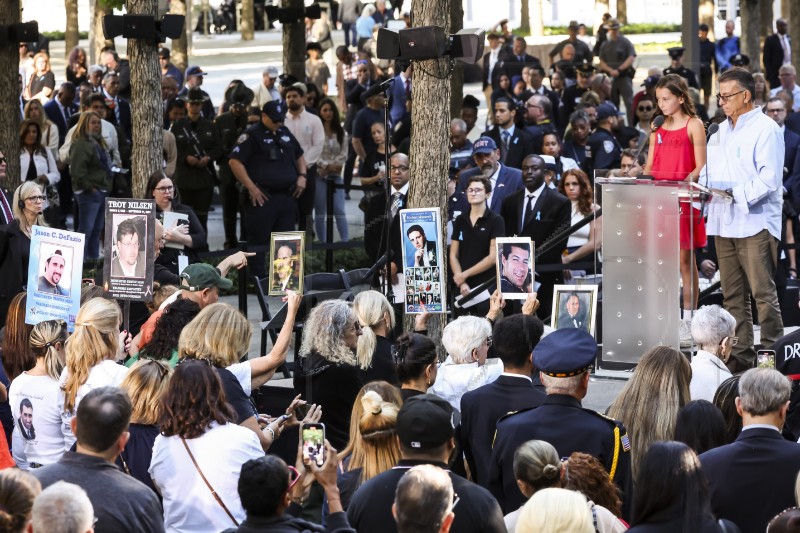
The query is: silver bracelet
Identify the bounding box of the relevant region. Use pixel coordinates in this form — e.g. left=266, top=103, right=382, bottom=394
left=265, top=427, right=275, bottom=441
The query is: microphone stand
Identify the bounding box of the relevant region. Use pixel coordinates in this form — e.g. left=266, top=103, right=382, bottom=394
left=627, top=115, right=665, bottom=176
left=378, top=87, right=394, bottom=301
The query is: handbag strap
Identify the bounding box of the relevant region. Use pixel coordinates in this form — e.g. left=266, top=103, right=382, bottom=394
left=180, top=437, right=239, bottom=526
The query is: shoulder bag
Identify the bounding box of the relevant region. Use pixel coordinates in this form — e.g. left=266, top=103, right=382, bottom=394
left=181, top=437, right=239, bottom=527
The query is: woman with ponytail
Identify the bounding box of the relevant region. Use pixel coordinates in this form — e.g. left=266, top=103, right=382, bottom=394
left=394, top=332, right=438, bottom=402
left=59, top=298, right=129, bottom=450
left=0, top=469, right=40, bottom=533
left=353, top=291, right=398, bottom=384
left=8, top=319, right=68, bottom=468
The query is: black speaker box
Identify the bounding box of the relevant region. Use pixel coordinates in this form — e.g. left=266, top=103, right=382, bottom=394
left=11, top=22, right=39, bottom=43
left=399, top=25, right=447, bottom=60
left=159, top=14, right=184, bottom=40
left=123, top=15, right=156, bottom=40
left=449, top=28, right=485, bottom=64
left=376, top=28, right=400, bottom=59
left=102, top=15, right=125, bottom=40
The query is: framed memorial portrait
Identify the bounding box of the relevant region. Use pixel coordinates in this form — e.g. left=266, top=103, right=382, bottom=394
left=399, top=208, right=446, bottom=314
left=495, top=237, right=534, bottom=300
left=551, top=285, right=599, bottom=337
left=103, top=199, right=156, bottom=302
left=269, top=232, right=305, bottom=295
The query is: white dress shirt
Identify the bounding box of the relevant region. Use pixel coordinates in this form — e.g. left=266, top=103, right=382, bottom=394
left=284, top=108, right=325, bottom=165
left=704, top=106, right=784, bottom=240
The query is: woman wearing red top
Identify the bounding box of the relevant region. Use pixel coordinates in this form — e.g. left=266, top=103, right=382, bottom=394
left=644, top=74, right=707, bottom=333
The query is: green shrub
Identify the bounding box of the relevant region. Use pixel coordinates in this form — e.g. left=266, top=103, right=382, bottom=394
left=42, top=31, right=89, bottom=41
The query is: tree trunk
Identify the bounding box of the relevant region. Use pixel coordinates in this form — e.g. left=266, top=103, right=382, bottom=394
left=125, top=0, right=163, bottom=198
left=241, top=0, right=254, bottom=40
left=530, top=0, right=543, bottom=37
left=449, top=0, right=463, bottom=124
left=282, top=0, right=306, bottom=81
left=0, top=0, right=21, bottom=192
left=519, top=0, right=530, bottom=35
left=65, top=0, right=80, bottom=58
left=91, top=0, right=113, bottom=65
left=170, top=0, right=189, bottom=71
left=760, top=0, right=773, bottom=51
left=616, top=0, right=627, bottom=25
left=699, top=0, right=715, bottom=40
left=739, top=0, right=760, bottom=71
left=594, top=0, right=610, bottom=34
left=405, top=0, right=451, bottom=341
left=783, top=0, right=791, bottom=21
left=792, top=0, right=800, bottom=78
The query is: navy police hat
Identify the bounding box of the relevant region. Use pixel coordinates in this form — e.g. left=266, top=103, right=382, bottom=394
left=262, top=101, right=286, bottom=123
left=533, top=328, right=597, bottom=377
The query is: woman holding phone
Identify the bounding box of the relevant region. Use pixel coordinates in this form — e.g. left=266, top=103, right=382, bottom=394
left=644, top=74, right=707, bottom=345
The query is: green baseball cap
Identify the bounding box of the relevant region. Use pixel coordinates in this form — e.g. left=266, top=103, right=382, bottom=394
left=180, top=264, right=233, bottom=291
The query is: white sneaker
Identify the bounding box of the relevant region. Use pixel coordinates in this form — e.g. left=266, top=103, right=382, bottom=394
left=679, top=318, right=693, bottom=348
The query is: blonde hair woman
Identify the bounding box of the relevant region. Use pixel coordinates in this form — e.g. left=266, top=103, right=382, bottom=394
left=23, top=100, right=58, bottom=158
left=12, top=181, right=47, bottom=238
left=607, top=346, right=691, bottom=476
left=179, top=302, right=302, bottom=453
left=294, top=299, right=364, bottom=449
left=59, top=298, right=129, bottom=450
left=118, top=359, right=171, bottom=492
left=353, top=290, right=398, bottom=384
left=517, top=488, right=594, bottom=533
left=431, top=315, right=502, bottom=411
left=9, top=320, right=67, bottom=469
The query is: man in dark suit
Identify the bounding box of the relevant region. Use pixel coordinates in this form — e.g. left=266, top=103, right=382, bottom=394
left=763, top=18, right=791, bottom=89
left=452, top=137, right=524, bottom=217
left=100, top=49, right=131, bottom=99
left=498, top=36, right=542, bottom=81
left=460, top=314, right=546, bottom=486
left=483, top=32, right=505, bottom=110
left=700, top=368, right=800, bottom=533
left=484, top=98, right=535, bottom=170
left=556, top=292, right=589, bottom=331
left=765, top=97, right=800, bottom=180
left=389, top=63, right=412, bottom=124
left=44, top=82, right=78, bottom=146
left=364, top=153, right=409, bottom=275
left=101, top=72, right=132, bottom=142
left=500, top=154, right=571, bottom=317
left=110, top=218, right=146, bottom=278
left=488, top=329, right=633, bottom=519
left=0, top=184, right=13, bottom=226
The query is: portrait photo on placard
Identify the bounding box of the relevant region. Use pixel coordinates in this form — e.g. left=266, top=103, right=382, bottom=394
left=110, top=215, right=147, bottom=279
left=551, top=285, right=599, bottom=337
left=495, top=237, right=534, bottom=300
left=269, top=232, right=305, bottom=295
left=400, top=208, right=446, bottom=314
left=36, top=243, right=73, bottom=297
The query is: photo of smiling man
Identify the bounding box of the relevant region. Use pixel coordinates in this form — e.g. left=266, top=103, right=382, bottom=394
left=37, top=249, right=69, bottom=296
left=496, top=237, right=534, bottom=299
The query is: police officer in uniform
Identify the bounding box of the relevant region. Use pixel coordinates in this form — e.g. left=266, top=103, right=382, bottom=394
left=586, top=103, right=622, bottom=179
left=487, top=328, right=633, bottom=520
left=663, top=46, right=699, bottom=89
left=229, top=101, right=307, bottom=279
left=559, top=60, right=594, bottom=127
left=171, top=87, right=222, bottom=231
left=215, top=84, right=254, bottom=249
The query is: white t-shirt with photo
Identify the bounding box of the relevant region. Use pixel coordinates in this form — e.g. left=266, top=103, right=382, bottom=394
left=59, top=359, right=130, bottom=451
left=8, top=372, right=66, bottom=468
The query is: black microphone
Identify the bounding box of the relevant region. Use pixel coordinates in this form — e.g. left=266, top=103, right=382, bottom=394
left=629, top=115, right=665, bottom=177
left=360, top=78, right=396, bottom=104
left=699, top=123, right=720, bottom=206
left=705, top=122, right=719, bottom=142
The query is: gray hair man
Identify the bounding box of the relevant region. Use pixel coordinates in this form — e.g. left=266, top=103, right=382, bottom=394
left=393, top=465, right=455, bottom=533
left=700, top=368, right=800, bottom=533
left=689, top=305, right=736, bottom=401
left=31, top=481, right=94, bottom=533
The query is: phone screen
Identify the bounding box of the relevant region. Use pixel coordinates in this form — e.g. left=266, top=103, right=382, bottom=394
left=757, top=350, right=776, bottom=369
left=302, top=425, right=325, bottom=467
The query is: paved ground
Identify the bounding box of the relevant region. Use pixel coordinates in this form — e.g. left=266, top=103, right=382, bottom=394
left=46, top=29, right=688, bottom=413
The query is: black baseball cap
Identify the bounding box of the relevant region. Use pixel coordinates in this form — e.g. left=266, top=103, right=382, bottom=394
left=397, top=394, right=459, bottom=450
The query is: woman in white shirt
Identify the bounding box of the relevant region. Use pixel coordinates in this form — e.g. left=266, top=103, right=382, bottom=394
left=19, top=119, right=59, bottom=188
left=558, top=169, right=602, bottom=277
left=9, top=319, right=67, bottom=469
left=23, top=100, right=59, bottom=160
left=430, top=315, right=502, bottom=412
left=59, top=298, right=129, bottom=450
left=689, top=305, right=735, bottom=402
left=149, top=359, right=264, bottom=532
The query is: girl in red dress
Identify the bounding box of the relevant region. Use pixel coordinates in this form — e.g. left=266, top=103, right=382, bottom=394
left=644, top=74, right=707, bottom=330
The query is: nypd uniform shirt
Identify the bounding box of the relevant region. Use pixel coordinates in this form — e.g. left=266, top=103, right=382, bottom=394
left=587, top=128, right=622, bottom=176
left=663, top=65, right=699, bottom=89
left=230, top=122, right=304, bottom=190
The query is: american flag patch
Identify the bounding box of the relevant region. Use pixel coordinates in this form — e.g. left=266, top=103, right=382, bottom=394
left=621, top=434, right=631, bottom=452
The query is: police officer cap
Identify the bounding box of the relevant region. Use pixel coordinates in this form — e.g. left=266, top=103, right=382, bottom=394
left=667, top=47, right=685, bottom=60
left=397, top=394, right=459, bottom=450
left=641, top=75, right=661, bottom=88
left=540, top=154, right=557, bottom=172
left=473, top=136, right=498, bottom=155
left=533, top=328, right=597, bottom=377
left=184, top=87, right=209, bottom=103
left=596, top=103, right=618, bottom=122
left=279, top=73, right=299, bottom=88
left=262, top=100, right=287, bottom=122
left=575, top=61, right=596, bottom=75
left=228, top=84, right=255, bottom=107
left=730, top=53, right=750, bottom=67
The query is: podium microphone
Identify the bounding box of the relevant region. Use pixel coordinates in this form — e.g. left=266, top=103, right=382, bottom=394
left=360, top=78, right=395, bottom=104
left=699, top=123, right=720, bottom=208
left=630, top=115, right=665, bottom=176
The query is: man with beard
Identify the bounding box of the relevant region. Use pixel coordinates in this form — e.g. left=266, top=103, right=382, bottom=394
left=501, top=154, right=571, bottom=317
left=452, top=137, right=523, bottom=218
left=499, top=242, right=531, bottom=294
left=38, top=250, right=69, bottom=296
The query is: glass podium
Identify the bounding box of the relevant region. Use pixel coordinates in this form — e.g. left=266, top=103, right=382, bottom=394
left=595, top=174, right=712, bottom=365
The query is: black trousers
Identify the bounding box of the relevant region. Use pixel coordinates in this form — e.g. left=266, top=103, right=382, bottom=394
left=179, top=186, right=213, bottom=232
left=343, top=141, right=357, bottom=194
left=218, top=163, right=244, bottom=247
left=242, top=189, right=297, bottom=279
left=297, top=165, right=318, bottom=233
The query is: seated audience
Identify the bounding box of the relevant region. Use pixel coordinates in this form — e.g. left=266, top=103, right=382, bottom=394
left=393, top=465, right=455, bottom=533
left=689, top=305, right=735, bottom=401
left=34, top=387, right=165, bottom=533
left=702, top=369, right=800, bottom=532
left=674, top=400, right=727, bottom=456
left=30, top=481, right=94, bottom=533
left=353, top=291, right=399, bottom=384
left=394, top=332, right=439, bottom=401
left=127, top=298, right=201, bottom=367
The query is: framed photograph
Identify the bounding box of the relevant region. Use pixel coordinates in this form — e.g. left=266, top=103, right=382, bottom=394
left=495, top=237, right=534, bottom=300
left=399, top=208, right=446, bottom=314
left=551, top=285, right=599, bottom=337
left=103, top=199, right=156, bottom=302
left=269, top=232, right=305, bottom=295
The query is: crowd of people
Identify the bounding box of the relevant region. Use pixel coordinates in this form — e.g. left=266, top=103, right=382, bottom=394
left=3, top=6, right=800, bottom=533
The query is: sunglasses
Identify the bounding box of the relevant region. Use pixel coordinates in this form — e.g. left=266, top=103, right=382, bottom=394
left=638, top=106, right=653, bottom=111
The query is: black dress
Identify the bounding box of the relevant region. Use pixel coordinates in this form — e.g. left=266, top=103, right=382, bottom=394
left=116, top=423, right=160, bottom=494
left=358, top=336, right=399, bottom=385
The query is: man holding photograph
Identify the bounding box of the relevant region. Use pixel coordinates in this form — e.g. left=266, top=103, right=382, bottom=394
left=38, top=250, right=69, bottom=296
left=111, top=218, right=145, bottom=278
left=557, top=292, right=589, bottom=331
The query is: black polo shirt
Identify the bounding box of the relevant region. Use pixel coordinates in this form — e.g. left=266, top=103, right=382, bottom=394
left=452, top=209, right=505, bottom=287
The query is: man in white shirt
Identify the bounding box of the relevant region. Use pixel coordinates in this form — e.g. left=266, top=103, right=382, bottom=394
left=770, top=65, right=800, bottom=112
left=283, top=83, right=324, bottom=232
left=705, top=67, right=785, bottom=372
left=252, top=66, right=280, bottom=110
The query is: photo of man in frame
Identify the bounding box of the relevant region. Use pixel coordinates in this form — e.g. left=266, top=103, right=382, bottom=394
left=111, top=217, right=146, bottom=278
left=37, top=249, right=69, bottom=296
left=269, top=232, right=304, bottom=295
left=497, top=239, right=533, bottom=298
left=556, top=291, right=590, bottom=332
